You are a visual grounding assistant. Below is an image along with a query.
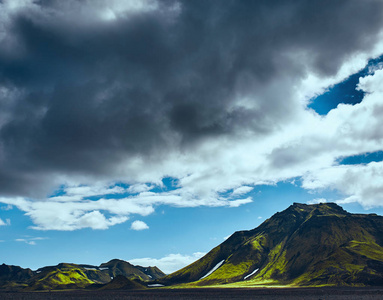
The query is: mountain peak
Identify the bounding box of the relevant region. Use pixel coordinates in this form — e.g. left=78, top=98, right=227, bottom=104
left=99, top=275, right=146, bottom=290
left=103, top=259, right=130, bottom=265
left=286, top=202, right=348, bottom=216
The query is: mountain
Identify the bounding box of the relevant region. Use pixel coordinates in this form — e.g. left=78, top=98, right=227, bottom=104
left=26, top=263, right=95, bottom=290
left=158, top=203, right=383, bottom=287
left=98, top=259, right=165, bottom=281
left=0, top=259, right=165, bottom=291
left=99, top=275, right=146, bottom=290
left=0, top=264, right=34, bottom=290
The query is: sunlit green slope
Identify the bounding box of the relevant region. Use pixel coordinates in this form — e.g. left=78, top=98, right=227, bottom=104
left=25, top=263, right=97, bottom=290
left=159, top=203, right=383, bottom=287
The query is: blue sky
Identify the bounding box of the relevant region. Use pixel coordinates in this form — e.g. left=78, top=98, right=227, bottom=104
left=1, top=0, right=383, bottom=274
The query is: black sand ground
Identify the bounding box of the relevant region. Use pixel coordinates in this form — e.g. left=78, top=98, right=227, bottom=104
left=1, top=287, right=383, bottom=299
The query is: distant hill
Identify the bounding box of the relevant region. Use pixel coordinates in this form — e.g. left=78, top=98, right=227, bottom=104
left=97, top=259, right=164, bottom=282
left=0, top=259, right=165, bottom=291
left=0, top=264, right=34, bottom=290
left=158, top=203, right=383, bottom=287
left=99, top=274, right=146, bottom=290
left=26, top=263, right=98, bottom=290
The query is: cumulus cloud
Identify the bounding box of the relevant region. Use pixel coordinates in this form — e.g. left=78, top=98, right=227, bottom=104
left=129, top=252, right=206, bottom=274
left=130, top=220, right=149, bottom=231
left=298, top=69, right=383, bottom=207
left=0, top=0, right=383, bottom=229
left=303, top=162, right=383, bottom=209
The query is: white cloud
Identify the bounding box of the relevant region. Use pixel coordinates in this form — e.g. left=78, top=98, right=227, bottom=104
left=0, top=182, right=253, bottom=230
left=1, top=204, right=13, bottom=210
left=130, top=220, right=149, bottom=231
left=129, top=252, right=206, bottom=274
left=358, top=68, right=383, bottom=93
left=231, top=186, right=253, bottom=196
left=307, top=198, right=328, bottom=205
left=20, top=240, right=36, bottom=245
left=49, top=185, right=126, bottom=202
left=0, top=218, right=10, bottom=226
left=15, top=236, right=47, bottom=245
left=127, top=183, right=154, bottom=194
left=302, top=162, right=383, bottom=208
left=227, top=198, right=253, bottom=208
left=297, top=69, right=383, bottom=208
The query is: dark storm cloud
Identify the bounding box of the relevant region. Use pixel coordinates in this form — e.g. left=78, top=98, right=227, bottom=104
left=1, top=0, right=383, bottom=197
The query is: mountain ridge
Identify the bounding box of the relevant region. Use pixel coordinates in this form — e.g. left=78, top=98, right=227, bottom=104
left=157, top=202, right=383, bottom=287
left=0, top=259, right=165, bottom=291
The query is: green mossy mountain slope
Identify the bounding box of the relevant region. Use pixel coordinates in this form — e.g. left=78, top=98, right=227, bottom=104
left=158, top=203, right=383, bottom=287
left=25, top=263, right=95, bottom=290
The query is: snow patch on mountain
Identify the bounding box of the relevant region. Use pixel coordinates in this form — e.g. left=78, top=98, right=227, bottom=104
left=200, top=260, right=224, bottom=280
left=148, top=284, right=164, bottom=287
left=244, top=268, right=259, bottom=280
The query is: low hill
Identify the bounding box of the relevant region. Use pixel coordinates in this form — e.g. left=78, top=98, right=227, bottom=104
left=99, top=275, right=146, bottom=290
left=25, top=263, right=97, bottom=290
left=98, top=259, right=165, bottom=281
left=158, top=203, right=383, bottom=287
left=0, top=259, right=165, bottom=291
left=0, top=264, right=34, bottom=290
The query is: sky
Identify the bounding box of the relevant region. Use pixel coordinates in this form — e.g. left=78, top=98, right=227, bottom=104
left=1, top=0, right=383, bottom=274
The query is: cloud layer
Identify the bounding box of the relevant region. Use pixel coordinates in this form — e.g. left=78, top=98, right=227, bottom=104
left=1, top=0, right=383, bottom=229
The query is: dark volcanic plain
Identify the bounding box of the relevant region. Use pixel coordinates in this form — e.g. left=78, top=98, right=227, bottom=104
left=1, top=287, right=383, bottom=300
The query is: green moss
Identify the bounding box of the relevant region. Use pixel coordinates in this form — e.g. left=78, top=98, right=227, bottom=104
left=251, top=234, right=267, bottom=251
left=291, top=239, right=383, bottom=287
left=346, top=240, right=383, bottom=261
left=253, top=241, right=287, bottom=282
left=199, top=261, right=252, bottom=283
left=34, top=267, right=95, bottom=289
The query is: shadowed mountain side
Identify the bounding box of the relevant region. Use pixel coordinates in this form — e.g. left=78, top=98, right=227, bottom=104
left=0, top=264, right=34, bottom=290
left=157, top=203, right=383, bottom=287
left=98, top=275, right=146, bottom=290
left=98, top=259, right=165, bottom=281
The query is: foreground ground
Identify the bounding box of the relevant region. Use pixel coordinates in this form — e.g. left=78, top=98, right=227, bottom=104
left=1, top=287, right=383, bottom=300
